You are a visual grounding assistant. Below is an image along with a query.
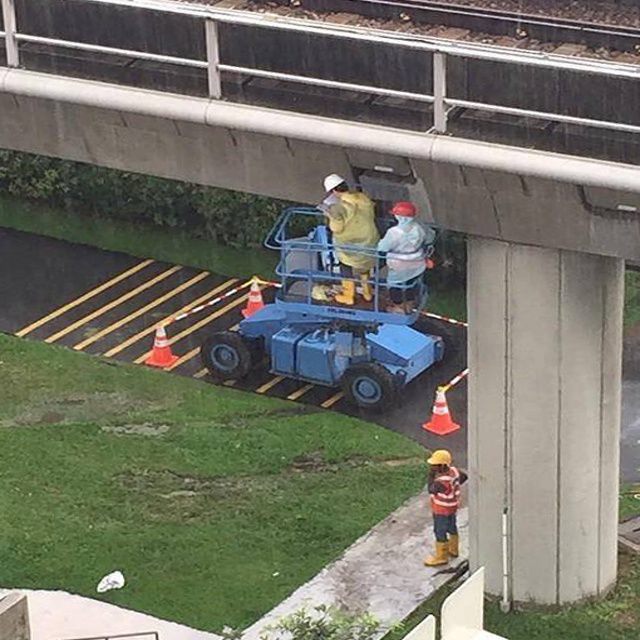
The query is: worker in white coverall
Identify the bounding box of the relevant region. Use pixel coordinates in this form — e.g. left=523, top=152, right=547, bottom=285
left=318, top=174, right=379, bottom=305
left=377, top=201, right=435, bottom=313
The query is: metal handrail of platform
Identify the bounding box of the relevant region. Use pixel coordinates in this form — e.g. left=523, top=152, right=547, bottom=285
left=2, top=0, right=640, bottom=137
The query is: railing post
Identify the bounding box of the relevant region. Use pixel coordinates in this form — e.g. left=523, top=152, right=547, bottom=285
left=1, top=0, right=19, bottom=67
left=432, top=51, right=447, bottom=133
left=205, top=19, right=221, bottom=99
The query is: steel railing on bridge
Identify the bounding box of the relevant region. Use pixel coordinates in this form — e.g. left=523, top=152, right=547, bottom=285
left=1, top=0, right=640, bottom=137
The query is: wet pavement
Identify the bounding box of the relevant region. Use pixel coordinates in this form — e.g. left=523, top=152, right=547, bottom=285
left=0, top=227, right=467, bottom=465
left=3, top=226, right=638, bottom=481
left=622, top=381, right=640, bottom=482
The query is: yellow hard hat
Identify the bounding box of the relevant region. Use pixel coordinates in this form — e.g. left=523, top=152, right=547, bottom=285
left=427, top=449, right=452, bottom=466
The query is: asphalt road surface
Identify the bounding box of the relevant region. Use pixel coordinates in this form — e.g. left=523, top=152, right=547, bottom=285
left=0, top=227, right=468, bottom=464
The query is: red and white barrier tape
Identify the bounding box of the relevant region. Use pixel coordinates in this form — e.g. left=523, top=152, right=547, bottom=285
left=421, top=311, right=468, bottom=328
left=254, top=277, right=282, bottom=289
left=441, top=368, right=469, bottom=393
left=165, top=276, right=277, bottom=325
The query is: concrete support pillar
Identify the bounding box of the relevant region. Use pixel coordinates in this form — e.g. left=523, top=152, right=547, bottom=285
left=467, top=238, right=624, bottom=605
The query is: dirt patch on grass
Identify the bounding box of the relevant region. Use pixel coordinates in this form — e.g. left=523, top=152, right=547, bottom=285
left=209, top=405, right=321, bottom=429
left=1, top=392, right=167, bottom=428
left=116, top=453, right=422, bottom=518
left=289, top=451, right=422, bottom=473
left=116, top=469, right=262, bottom=521
left=102, top=423, right=171, bottom=437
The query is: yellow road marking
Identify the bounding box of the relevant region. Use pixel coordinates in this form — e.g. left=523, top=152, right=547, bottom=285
left=166, top=346, right=201, bottom=371
left=44, top=265, right=182, bottom=344
left=136, top=290, right=250, bottom=365
left=287, top=384, right=314, bottom=401
left=73, top=270, right=209, bottom=351
left=15, top=259, right=154, bottom=337
left=321, top=392, right=344, bottom=409
left=256, top=376, right=285, bottom=394
left=103, top=278, right=238, bottom=358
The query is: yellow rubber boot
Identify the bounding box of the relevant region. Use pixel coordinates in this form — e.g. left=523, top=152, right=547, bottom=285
left=448, top=534, right=459, bottom=558
left=335, top=279, right=355, bottom=305
left=424, top=541, right=449, bottom=567
left=360, top=273, right=373, bottom=302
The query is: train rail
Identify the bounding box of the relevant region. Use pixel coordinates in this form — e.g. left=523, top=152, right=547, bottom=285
left=247, top=0, right=640, bottom=53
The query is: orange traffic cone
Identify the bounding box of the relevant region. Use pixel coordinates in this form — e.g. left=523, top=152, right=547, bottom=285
left=242, top=281, right=265, bottom=318
left=422, top=387, right=460, bottom=436
left=145, top=325, right=178, bottom=368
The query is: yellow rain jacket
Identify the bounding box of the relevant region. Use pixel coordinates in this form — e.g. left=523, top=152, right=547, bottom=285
left=327, top=192, right=379, bottom=271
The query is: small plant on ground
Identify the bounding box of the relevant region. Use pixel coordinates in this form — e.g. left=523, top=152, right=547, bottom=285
left=260, top=605, right=381, bottom=640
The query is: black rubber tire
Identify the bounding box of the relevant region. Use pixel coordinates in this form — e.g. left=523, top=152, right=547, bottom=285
left=247, top=337, right=266, bottom=366
left=417, top=316, right=458, bottom=360
left=200, top=332, right=253, bottom=381
left=341, top=362, right=397, bottom=412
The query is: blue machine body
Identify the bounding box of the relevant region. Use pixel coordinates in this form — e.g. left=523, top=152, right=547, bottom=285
left=239, top=296, right=444, bottom=388
left=233, top=207, right=444, bottom=402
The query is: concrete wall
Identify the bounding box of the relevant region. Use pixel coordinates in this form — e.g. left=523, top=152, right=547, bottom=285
left=1, top=86, right=639, bottom=260
left=0, top=594, right=30, bottom=640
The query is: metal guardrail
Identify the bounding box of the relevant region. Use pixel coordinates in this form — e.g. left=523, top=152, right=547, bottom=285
left=1, top=0, right=640, bottom=136
left=57, top=632, right=159, bottom=640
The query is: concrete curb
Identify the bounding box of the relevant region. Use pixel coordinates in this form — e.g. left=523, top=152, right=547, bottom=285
left=243, top=494, right=468, bottom=640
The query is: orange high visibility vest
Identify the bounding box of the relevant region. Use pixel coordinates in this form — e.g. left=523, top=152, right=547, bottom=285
left=430, top=466, right=461, bottom=516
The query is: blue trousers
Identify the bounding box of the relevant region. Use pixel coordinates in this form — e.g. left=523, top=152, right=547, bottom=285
left=434, top=513, right=458, bottom=542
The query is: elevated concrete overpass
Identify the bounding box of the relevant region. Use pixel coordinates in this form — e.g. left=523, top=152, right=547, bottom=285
left=2, top=0, right=640, bottom=608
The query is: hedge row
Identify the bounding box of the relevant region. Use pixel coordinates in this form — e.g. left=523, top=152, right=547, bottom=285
left=0, top=150, right=466, bottom=286
left=0, top=150, right=285, bottom=248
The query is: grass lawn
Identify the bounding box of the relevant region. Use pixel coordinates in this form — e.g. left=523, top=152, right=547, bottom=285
left=0, top=334, right=426, bottom=632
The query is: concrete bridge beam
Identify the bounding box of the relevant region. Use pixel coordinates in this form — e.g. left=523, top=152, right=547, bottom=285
left=467, top=237, right=624, bottom=604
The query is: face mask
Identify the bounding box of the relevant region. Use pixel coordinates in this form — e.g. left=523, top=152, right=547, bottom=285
left=395, top=215, right=412, bottom=226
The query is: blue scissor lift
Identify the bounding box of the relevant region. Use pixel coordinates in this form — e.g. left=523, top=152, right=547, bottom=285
left=200, top=207, right=444, bottom=411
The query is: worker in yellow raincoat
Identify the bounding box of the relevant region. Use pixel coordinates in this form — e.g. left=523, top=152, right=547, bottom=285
left=320, top=174, right=379, bottom=305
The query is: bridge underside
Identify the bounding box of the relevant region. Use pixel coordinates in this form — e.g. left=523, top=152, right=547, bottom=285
left=1, top=72, right=640, bottom=262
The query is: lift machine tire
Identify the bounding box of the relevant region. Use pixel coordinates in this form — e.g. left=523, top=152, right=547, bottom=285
left=201, top=331, right=253, bottom=380
left=341, top=362, right=397, bottom=411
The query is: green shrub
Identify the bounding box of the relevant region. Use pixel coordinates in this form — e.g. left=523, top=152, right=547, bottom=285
left=259, top=606, right=381, bottom=640
left=0, top=150, right=285, bottom=248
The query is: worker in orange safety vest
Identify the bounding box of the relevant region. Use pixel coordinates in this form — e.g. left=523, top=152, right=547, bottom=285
left=424, top=449, right=468, bottom=567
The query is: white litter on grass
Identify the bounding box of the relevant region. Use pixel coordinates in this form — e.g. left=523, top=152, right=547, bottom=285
left=96, top=570, right=125, bottom=593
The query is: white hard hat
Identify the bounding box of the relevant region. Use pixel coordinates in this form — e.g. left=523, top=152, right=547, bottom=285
left=323, top=173, right=346, bottom=193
